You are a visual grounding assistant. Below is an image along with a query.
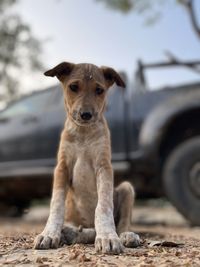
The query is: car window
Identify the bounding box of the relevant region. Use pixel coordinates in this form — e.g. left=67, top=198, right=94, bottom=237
left=0, top=88, right=60, bottom=118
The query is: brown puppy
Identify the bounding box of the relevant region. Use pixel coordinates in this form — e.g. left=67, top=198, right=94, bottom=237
left=34, top=62, right=140, bottom=254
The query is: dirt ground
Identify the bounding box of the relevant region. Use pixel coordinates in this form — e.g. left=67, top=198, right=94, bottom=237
left=0, top=201, right=199, bottom=267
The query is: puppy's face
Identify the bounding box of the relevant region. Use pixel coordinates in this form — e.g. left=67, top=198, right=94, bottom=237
left=44, top=62, right=125, bottom=126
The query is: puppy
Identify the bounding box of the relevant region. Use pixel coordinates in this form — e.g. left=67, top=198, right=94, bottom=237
left=34, top=62, right=140, bottom=254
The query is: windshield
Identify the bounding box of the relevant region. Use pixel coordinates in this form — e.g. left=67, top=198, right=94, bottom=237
left=0, top=88, right=61, bottom=118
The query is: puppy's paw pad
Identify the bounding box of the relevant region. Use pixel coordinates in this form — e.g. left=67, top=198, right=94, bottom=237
left=95, top=235, right=124, bottom=254
left=120, top=232, right=141, bottom=248
left=34, top=233, right=60, bottom=249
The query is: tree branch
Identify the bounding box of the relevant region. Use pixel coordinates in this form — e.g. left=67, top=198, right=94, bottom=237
left=180, top=0, right=200, bottom=39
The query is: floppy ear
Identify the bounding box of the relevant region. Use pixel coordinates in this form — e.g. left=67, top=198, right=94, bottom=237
left=44, top=62, right=75, bottom=82
left=101, top=66, right=126, bottom=88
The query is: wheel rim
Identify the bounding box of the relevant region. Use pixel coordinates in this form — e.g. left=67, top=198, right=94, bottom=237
left=189, top=162, right=200, bottom=198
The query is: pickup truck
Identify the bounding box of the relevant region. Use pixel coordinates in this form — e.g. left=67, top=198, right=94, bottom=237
left=0, top=63, right=200, bottom=225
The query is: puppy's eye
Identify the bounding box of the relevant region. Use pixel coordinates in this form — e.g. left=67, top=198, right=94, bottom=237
left=96, top=87, right=104, bottom=95
left=69, top=83, right=79, bottom=92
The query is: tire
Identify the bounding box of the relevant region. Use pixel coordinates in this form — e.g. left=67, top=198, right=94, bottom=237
left=163, top=136, right=200, bottom=225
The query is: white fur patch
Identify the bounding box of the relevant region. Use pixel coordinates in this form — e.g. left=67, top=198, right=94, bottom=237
left=42, top=189, right=66, bottom=236
left=95, top=169, right=115, bottom=235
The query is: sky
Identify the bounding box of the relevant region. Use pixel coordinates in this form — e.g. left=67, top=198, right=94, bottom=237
left=16, top=0, right=200, bottom=93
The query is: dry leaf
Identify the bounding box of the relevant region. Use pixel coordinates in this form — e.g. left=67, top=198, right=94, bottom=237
left=148, top=240, right=184, bottom=247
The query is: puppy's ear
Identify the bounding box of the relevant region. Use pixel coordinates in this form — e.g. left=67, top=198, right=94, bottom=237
left=101, top=66, right=126, bottom=88
left=44, top=62, right=75, bottom=82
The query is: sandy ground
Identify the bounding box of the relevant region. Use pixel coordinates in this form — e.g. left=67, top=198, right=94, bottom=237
left=0, top=202, right=200, bottom=267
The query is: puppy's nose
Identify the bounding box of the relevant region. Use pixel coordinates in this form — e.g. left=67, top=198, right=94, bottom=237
left=80, top=112, right=92, bottom=121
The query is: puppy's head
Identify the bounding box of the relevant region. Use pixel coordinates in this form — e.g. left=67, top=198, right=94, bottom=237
left=44, top=62, right=125, bottom=126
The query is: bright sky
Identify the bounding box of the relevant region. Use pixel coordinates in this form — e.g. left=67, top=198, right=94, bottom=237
left=16, top=0, right=200, bottom=93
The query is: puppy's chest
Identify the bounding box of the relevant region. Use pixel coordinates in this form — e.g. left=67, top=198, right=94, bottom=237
left=65, top=140, right=98, bottom=191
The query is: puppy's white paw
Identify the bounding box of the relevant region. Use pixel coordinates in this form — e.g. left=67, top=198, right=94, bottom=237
left=120, top=232, right=141, bottom=248
left=34, top=231, right=61, bottom=249
left=95, top=233, right=124, bottom=254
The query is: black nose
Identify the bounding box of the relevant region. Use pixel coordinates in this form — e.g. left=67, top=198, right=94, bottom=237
left=80, top=112, right=92, bottom=121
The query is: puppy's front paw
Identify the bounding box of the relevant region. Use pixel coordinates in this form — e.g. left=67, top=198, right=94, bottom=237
left=120, top=232, right=141, bottom=248
left=95, top=233, right=124, bottom=254
left=34, top=231, right=61, bottom=249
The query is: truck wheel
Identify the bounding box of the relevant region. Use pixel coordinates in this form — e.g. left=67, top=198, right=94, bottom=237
left=163, top=136, right=200, bottom=225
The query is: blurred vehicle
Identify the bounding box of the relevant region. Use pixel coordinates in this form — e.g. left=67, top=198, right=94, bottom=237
left=0, top=63, right=200, bottom=225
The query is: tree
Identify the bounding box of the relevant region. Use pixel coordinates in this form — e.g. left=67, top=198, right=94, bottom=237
left=97, top=0, right=200, bottom=40
left=0, top=0, right=42, bottom=102
left=97, top=0, right=166, bottom=23
left=97, top=0, right=200, bottom=77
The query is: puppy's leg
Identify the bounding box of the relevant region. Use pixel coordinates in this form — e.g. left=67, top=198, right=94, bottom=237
left=34, top=165, right=68, bottom=249
left=114, top=181, right=134, bottom=234
left=114, top=181, right=141, bottom=248
left=61, top=225, right=96, bottom=245
left=95, top=165, right=124, bottom=254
